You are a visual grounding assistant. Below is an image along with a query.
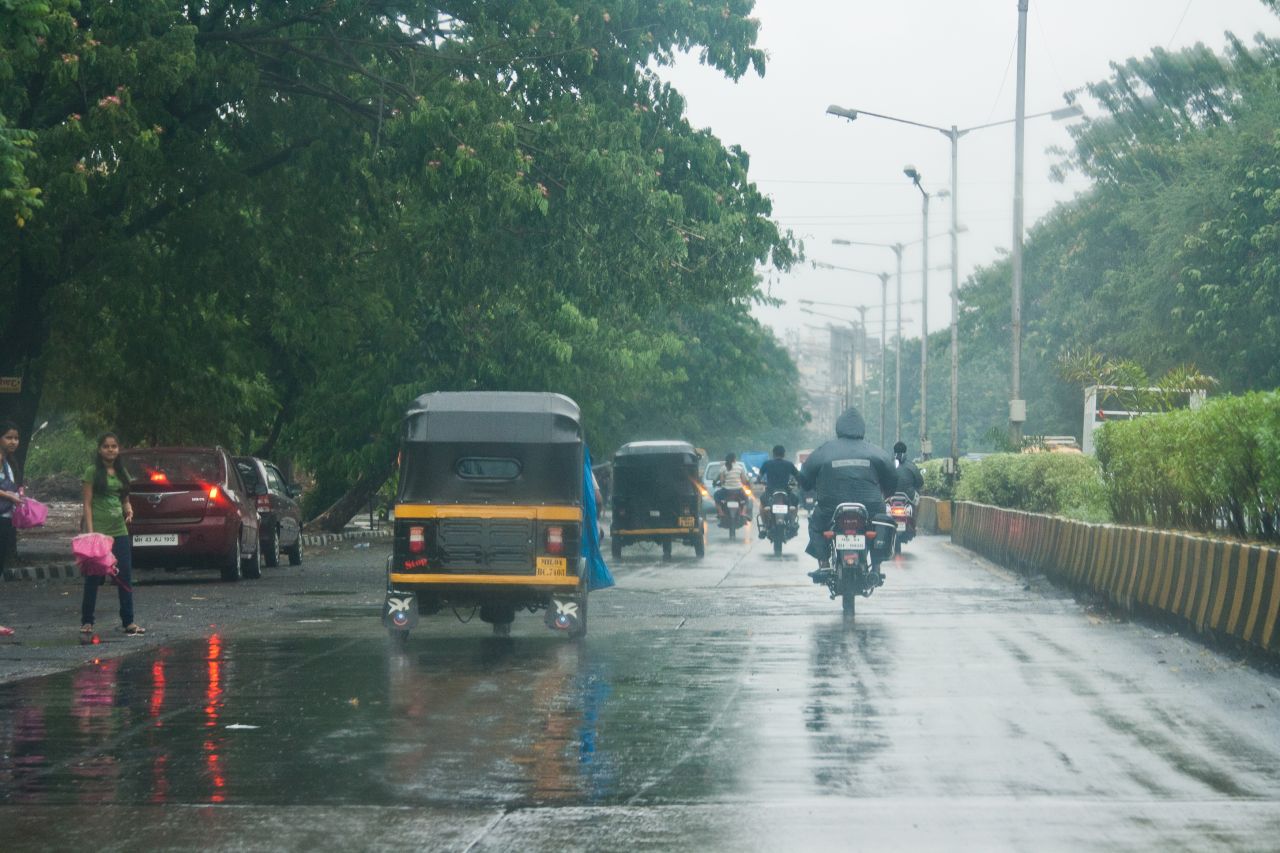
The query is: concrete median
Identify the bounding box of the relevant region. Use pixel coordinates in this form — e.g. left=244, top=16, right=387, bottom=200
left=951, top=501, right=1280, bottom=657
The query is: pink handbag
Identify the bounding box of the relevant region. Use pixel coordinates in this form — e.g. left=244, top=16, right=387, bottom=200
left=12, top=490, right=48, bottom=529
left=72, top=533, right=129, bottom=590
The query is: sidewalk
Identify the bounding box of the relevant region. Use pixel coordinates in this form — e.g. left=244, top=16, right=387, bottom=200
left=4, top=501, right=390, bottom=583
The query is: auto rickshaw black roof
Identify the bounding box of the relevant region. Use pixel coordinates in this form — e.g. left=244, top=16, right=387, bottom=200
left=613, top=440, right=699, bottom=464
left=403, top=391, right=581, bottom=444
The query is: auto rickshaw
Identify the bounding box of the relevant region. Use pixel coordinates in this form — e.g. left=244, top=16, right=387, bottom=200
left=609, top=440, right=706, bottom=560
left=383, top=391, right=590, bottom=639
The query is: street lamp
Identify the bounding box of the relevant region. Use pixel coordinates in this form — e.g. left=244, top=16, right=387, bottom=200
left=903, top=166, right=936, bottom=460
left=827, top=98, right=1082, bottom=468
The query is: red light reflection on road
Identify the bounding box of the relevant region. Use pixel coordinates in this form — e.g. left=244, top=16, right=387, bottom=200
left=203, top=634, right=227, bottom=802
left=150, top=660, right=166, bottom=723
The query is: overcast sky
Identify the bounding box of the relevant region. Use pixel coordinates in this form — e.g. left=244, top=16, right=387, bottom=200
left=658, top=0, right=1280, bottom=345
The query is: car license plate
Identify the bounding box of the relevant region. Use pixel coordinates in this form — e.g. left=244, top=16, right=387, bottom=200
left=133, top=534, right=178, bottom=547
left=678, top=516, right=695, bottom=528
left=536, top=556, right=567, bottom=576
left=834, top=534, right=865, bottom=551
left=772, top=504, right=788, bottom=514
left=897, top=522, right=907, bottom=532
left=726, top=501, right=739, bottom=509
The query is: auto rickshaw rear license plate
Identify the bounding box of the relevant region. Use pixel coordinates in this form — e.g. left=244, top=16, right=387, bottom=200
left=536, top=556, right=567, bottom=575
left=679, top=516, right=695, bottom=527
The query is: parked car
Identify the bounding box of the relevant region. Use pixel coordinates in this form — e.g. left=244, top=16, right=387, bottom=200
left=122, top=446, right=262, bottom=581
left=234, top=456, right=304, bottom=567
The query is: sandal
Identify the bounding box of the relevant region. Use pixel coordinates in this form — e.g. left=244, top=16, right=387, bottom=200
left=79, top=623, right=94, bottom=634
left=123, top=624, right=146, bottom=636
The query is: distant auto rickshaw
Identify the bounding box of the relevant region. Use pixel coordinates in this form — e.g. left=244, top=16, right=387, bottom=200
left=383, top=391, right=591, bottom=639
left=609, top=440, right=706, bottom=560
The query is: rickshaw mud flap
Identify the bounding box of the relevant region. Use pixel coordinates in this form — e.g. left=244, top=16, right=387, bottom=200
left=545, top=593, right=585, bottom=632
left=384, top=590, right=420, bottom=631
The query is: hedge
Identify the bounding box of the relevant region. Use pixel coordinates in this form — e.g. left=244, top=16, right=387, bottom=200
left=1095, top=391, right=1280, bottom=542
left=952, top=452, right=1109, bottom=523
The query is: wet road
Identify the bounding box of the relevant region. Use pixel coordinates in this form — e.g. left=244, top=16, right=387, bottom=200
left=2, top=529, right=1280, bottom=850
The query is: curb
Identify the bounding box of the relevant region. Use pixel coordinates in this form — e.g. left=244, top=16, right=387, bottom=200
left=3, top=528, right=392, bottom=584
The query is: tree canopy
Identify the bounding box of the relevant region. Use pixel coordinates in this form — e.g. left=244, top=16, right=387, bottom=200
left=1, top=0, right=804, bottom=525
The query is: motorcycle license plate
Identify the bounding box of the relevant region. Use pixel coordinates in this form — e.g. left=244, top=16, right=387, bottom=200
left=834, top=534, right=865, bottom=550
left=897, top=522, right=907, bottom=531
left=726, top=502, right=739, bottom=509
left=536, top=556, right=567, bottom=576
left=678, top=516, right=695, bottom=527
left=771, top=504, right=788, bottom=514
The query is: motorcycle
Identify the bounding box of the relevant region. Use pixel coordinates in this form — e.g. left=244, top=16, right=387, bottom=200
left=887, top=492, right=916, bottom=554
left=715, top=489, right=751, bottom=540
left=760, top=489, right=800, bottom=556
left=815, top=502, right=896, bottom=615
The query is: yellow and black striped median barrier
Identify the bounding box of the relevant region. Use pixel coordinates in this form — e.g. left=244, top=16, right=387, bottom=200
left=951, top=501, right=1280, bottom=657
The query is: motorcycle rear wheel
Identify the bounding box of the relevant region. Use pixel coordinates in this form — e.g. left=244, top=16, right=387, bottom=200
left=841, top=562, right=856, bottom=615
left=773, top=537, right=783, bottom=557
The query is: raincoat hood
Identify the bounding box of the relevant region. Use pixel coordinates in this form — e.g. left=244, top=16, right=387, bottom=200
left=835, top=408, right=866, bottom=440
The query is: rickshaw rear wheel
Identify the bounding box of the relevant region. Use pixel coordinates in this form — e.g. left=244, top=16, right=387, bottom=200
left=661, top=540, right=672, bottom=560
left=610, top=536, right=622, bottom=559
left=694, top=532, right=705, bottom=558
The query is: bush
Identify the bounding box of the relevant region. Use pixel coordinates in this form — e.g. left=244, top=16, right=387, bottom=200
left=955, top=452, right=1109, bottom=522
left=22, top=418, right=97, bottom=480
left=1095, top=391, right=1280, bottom=540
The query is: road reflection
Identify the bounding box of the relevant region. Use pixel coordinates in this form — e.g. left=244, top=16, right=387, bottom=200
left=0, top=633, right=616, bottom=807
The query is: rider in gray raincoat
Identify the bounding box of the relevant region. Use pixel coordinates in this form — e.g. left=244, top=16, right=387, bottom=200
left=798, top=408, right=897, bottom=566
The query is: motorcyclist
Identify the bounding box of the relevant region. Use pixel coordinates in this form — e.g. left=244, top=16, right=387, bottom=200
left=755, top=444, right=801, bottom=532
left=798, top=408, right=897, bottom=574
left=892, top=441, right=924, bottom=502
left=713, top=452, right=751, bottom=518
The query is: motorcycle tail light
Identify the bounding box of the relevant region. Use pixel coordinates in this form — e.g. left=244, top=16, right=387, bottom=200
left=545, top=525, right=564, bottom=555
left=408, top=525, right=425, bottom=554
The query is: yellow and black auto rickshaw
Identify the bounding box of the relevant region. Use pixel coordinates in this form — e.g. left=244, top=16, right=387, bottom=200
left=609, top=440, right=706, bottom=560
left=383, top=392, right=591, bottom=639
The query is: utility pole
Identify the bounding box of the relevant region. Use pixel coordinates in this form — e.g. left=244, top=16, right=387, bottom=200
left=1010, top=0, right=1030, bottom=445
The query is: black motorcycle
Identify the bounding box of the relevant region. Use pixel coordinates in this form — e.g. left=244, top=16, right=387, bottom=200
left=715, top=489, right=751, bottom=540
left=888, top=492, right=916, bottom=554
left=760, top=489, right=799, bottom=556
left=816, top=502, right=895, bottom=615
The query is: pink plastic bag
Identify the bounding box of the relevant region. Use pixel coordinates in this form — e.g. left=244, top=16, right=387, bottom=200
left=72, top=533, right=118, bottom=577
left=12, top=491, right=48, bottom=529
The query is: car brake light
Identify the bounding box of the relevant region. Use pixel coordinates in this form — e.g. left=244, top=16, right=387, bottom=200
left=208, top=486, right=220, bottom=502
left=150, top=472, right=168, bottom=483
left=408, top=525, right=425, bottom=554
left=257, top=495, right=271, bottom=511
left=545, top=525, right=564, bottom=555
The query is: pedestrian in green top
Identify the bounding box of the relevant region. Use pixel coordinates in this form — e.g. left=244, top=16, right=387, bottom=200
left=81, top=432, right=145, bottom=636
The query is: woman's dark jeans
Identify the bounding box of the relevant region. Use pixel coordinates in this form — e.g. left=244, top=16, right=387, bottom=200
left=81, top=534, right=134, bottom=628
left=0, top=516, right=14, bottom=574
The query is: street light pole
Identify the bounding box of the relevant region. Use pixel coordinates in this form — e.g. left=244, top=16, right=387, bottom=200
left=826, top=98, right=1081, bottom=457
left=904, top=166, right=931, bottom=460
left=1010, top=0, right=1030, bottom=445
left=949, top=127, right=961, bottom=474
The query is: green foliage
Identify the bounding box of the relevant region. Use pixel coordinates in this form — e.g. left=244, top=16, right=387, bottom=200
left=21, top=416, right=95, bottom=479
left=1095, top=391, right=1280, bottom=540
left=0, top=1, right=798, bottom=523
left=920, top=458, right=957, bottom=500
left=913, top=14, right=1280, bottom=451
left=955, top=452, right=1110, bottom=523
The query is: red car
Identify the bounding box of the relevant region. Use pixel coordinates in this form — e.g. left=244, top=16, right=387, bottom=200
left=122, top=446, right=262, bottom=581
